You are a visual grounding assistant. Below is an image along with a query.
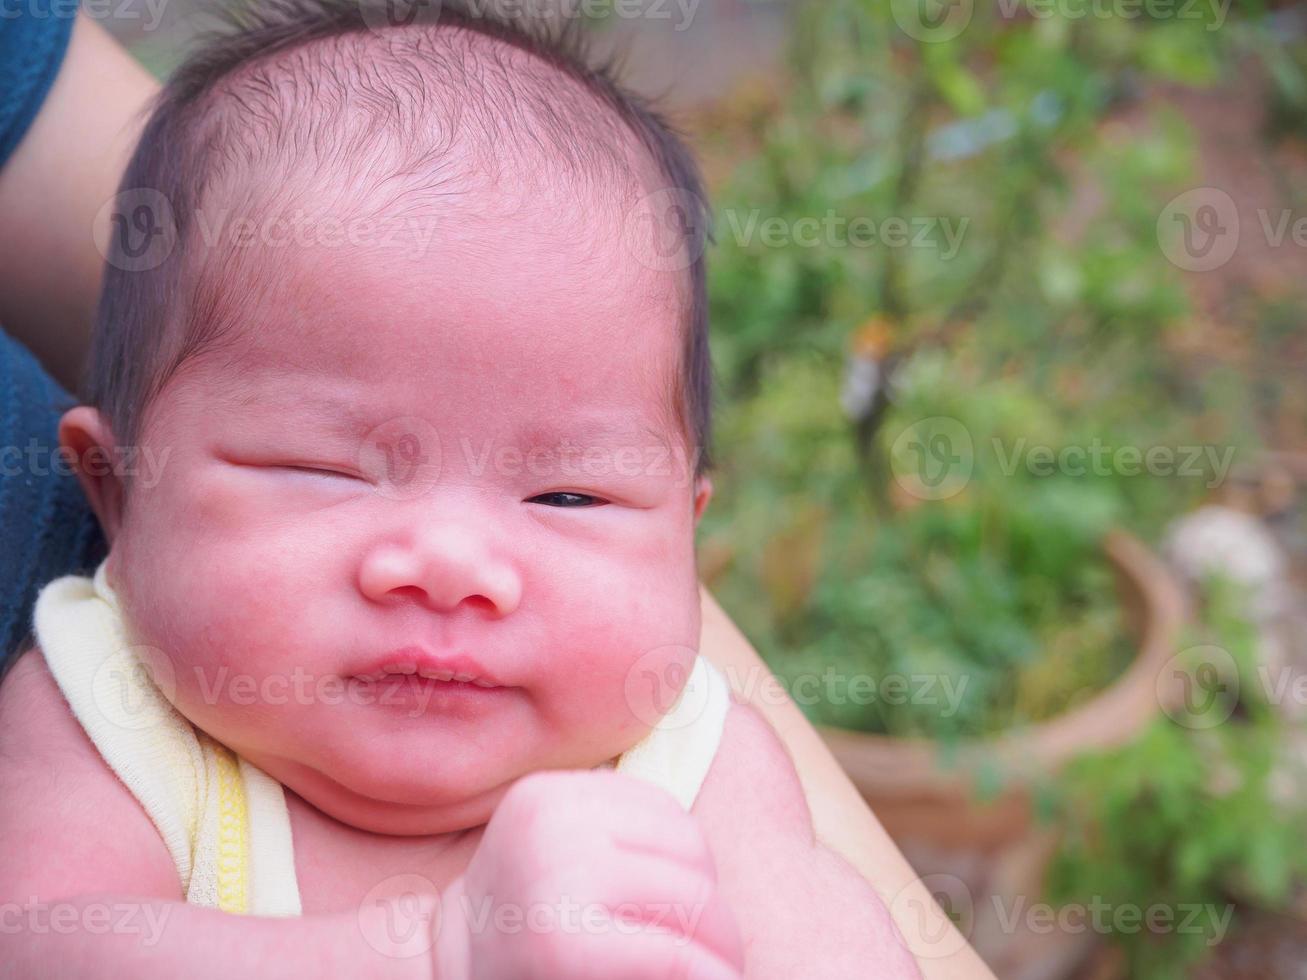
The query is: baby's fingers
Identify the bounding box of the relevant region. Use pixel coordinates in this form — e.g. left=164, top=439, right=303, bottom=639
left=502, top=770, right=715, bottom=871
left=546, top=851, right=744, bottom=973
left=528, top=922, right=744, bottom=980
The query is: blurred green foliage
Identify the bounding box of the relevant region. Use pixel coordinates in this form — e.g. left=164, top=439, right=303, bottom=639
left=707, top=347, right=1144, bottom=737
left=1050, top=577, right=1307, bottom=978
left=702, top=0, right=1307, bottom=972
left=703, top=0, right=1271, bottom=737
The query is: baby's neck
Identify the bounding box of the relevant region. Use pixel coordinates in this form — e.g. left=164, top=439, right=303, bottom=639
left=245, top=748, right=519, bottom=837
left=283, top=786, right=487, bottom=915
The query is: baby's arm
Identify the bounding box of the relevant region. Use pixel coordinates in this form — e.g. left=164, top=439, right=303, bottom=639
left=0, top=649, right=429, bottom=979
left=692, top=700, right=926, bottom=979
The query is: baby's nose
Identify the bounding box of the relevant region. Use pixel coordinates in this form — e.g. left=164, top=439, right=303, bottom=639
left=357, top=528, right=522, bottom=616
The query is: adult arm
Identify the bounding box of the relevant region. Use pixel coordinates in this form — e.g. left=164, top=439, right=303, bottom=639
left=698, top=585, right=994, bottom=979
left=0, top=11, right=157, bottom=391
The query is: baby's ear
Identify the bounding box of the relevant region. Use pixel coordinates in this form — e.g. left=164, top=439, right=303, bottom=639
left=59, top=407, right=126, bottom=543
left=693, top=474, right=713, bottom=525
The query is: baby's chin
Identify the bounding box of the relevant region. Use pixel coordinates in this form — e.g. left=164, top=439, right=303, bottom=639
left=271, top=755, right=519, bottom=835
left=239, top=730, right=630, bottom=836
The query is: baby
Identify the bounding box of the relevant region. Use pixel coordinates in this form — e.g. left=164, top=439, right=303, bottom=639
left=0, top=1, right=921, bottom=977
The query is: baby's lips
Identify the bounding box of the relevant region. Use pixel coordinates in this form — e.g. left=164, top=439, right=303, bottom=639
left=347, top=646, right=507, bottom=689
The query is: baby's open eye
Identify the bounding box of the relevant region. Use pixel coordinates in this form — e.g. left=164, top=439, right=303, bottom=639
left=526, top=492, right=606, bottom=508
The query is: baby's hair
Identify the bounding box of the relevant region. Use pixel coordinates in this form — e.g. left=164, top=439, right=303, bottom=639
left=88, top=0, right=714, bottom=475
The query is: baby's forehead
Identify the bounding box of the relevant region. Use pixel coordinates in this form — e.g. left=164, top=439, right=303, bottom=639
left=189, top=195, right=686, bottom=430
left=172, top=226, right=687, bottom=476
left=166, top=20, right=693, bottom=456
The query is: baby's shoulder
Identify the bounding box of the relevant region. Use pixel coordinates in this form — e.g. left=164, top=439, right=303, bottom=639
left=0, top=647, right=181, bottom=903
left=693, top=698, right=813, bottom=840
left=0, top=647, right=104, bottom=781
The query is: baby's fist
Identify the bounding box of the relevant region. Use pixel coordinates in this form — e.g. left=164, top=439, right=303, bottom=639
left=440, top=769, right=744, bottom=980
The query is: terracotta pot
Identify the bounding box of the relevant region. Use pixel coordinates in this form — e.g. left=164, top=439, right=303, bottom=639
left=818, top=530, right=1187, bottom=979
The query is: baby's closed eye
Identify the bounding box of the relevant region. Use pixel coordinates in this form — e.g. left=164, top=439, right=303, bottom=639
left=273, top=463, right=366, bottom=482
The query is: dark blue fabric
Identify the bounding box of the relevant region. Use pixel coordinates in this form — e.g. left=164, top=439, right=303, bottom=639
left=0, top=2, right=77, bottom=171
left=0, top=2, right=103, bottom=669
left=0, top=333, right=107, bottom=666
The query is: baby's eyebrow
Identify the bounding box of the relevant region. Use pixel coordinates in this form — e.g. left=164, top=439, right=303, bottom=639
left=227, top=379, right=377, bottom=436
left=512, top=415, right=665, bottom=450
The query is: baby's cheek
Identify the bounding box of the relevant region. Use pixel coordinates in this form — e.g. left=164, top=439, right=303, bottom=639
left=534, top=563, right=700, bottom=753
left=118, top=522, right=337, bottom=721
left=558, top=563, right=697, bottom=668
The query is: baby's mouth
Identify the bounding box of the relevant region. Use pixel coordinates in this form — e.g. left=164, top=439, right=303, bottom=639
left=347, top=646, right=506, bottom=689
left=352, top=665, right=501, bottom=689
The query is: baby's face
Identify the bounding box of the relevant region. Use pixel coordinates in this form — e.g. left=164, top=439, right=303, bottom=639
left=104, top=193, right=709, bottom=834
